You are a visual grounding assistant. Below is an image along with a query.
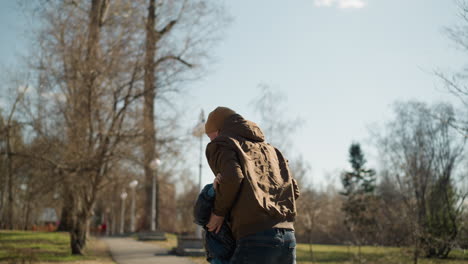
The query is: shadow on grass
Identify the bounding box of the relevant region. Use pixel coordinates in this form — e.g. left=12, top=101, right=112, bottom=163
left=296, top=249, right=468, bottom=264
left=296, top=250, right=352, bottom=263
left=0, top=248, right=40, bottom=263
left=154, top=252, right=171, bottom=256
left=0, top=248, right=87, bottom=262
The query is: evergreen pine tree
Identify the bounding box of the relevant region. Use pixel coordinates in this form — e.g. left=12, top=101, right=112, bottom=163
left=341, top=143, right=378, bottom=250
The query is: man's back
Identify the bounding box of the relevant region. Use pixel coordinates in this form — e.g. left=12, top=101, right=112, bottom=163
left=206, top=114, right=299, bottom=239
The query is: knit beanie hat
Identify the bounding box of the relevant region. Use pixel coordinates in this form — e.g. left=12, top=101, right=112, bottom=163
left=205, top=107, right=237, bottom=134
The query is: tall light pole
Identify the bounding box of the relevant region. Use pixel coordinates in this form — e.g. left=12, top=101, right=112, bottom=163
left=150, top=158, right=161, bottom=231
left=192, top=110, right=205, bottom=238
left=129, top=180, right=138, bottom=233
left=192, top=110, right=205, bottom=191
left=198, top=111, right=205, bottom=192
left=120, top=191, right=128, bottom=234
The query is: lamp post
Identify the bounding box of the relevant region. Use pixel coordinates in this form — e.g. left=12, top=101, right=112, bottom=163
left=120, top=191, right=128, bottom=234
left=129, top=180, right=138, bottom=233
left=192, top=110, right=205, bottom=238
left=192, top=110, right=205, bottom=191
left=198, top=112, right=205, bottom=192
left=150, top=158, right=161, bottom=231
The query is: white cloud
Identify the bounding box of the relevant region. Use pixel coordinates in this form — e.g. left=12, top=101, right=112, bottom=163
left=314, top=0, right=366, bottom=9
left=314, top=0, right=334, bottom=7
left=338, top=0, right=366, bottom=9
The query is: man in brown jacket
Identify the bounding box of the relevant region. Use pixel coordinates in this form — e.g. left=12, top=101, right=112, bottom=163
left=204, top=106, right=299, bottom=264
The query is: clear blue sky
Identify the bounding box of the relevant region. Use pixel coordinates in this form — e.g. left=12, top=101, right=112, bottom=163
left=1, top=0, right=465, bottom=189
left=185, top=0, right=465, bottom=188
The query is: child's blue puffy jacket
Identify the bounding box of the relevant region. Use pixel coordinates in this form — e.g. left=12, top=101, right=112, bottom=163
left=193, top=184, right=236, bottom=262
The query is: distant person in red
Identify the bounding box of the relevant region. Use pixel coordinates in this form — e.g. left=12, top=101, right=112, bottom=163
left=101, top=223, right=107, bottom=236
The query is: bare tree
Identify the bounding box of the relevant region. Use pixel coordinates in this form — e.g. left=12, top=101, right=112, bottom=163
left=140, top=0, right=226, bottom=230
left=22, top=0, right=148, bottom=254
left=377, top=101, right=466, bottom=260
left=374, top=170, right=411, bottom=246
left=0, top=78, right=29, bottom=230
left=0, top=71, right=68, bottom=231
left=250, top=83, right=303, bottom=153
left=12, top=0, right=228, bottom=254
left=435, top=0, right=468, bottom=137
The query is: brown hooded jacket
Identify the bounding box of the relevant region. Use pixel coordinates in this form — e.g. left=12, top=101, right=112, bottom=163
left=206, top=114, right=300, bottom=239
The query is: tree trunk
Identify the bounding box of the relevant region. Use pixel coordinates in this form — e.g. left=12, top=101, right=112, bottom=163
left=413, top=229, right=419, bottom=264
left=6, top=129, right=14, bottom=230
left=68, top=0, right=107, bottom=254
left=358, top=244, right=362, bottom=264
left=0, top=182, right=4, bottom=229
left=413, top=247, right=419, bottom=264
left=307, top=228, right=314, bottom=263
left=57, top=190, right=74, bottom=231
left=23, top=193, right=32, bottom=230
left=143, top=0, right=158, bottom=231
left=70, top=212, right=89, bottom=255
left=0, top=163, right=5, bottom=228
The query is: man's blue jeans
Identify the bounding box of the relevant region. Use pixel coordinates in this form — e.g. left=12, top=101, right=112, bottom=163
left=229, top=228, right=296, bottom=264
left=211, top=259, right=229, bottom=264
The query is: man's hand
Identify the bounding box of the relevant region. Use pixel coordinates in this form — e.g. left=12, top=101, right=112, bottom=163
left=206, top=212, right=224, bottom=234
left=213, top=173, right=221, bottom=191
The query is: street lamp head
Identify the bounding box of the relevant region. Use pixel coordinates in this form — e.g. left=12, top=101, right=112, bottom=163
left=120, top=192, right=128, bottom=200
left=129, top=180, right=138, bottom=188
left=150, top=158, right=161, bottom=170
left=192, top=110, right=206, bottom=138
left=192, top=122, right=206, bottom=138
left=200, top=109, right=205, bottom=123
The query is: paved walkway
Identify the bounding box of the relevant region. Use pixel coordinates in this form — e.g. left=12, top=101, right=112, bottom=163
left=103, top=237, right=196, bottom=264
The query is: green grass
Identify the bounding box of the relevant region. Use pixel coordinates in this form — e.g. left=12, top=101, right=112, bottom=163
left=139, top=233, right=468, bottom=264
left=0, top=230, right=109, bottom=263
left=296, top=244, right=468, bottom=264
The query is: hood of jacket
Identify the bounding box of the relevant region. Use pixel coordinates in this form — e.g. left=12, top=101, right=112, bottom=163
left=219, top=114, right=265, bottom=142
